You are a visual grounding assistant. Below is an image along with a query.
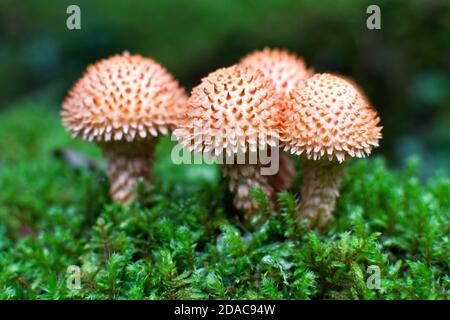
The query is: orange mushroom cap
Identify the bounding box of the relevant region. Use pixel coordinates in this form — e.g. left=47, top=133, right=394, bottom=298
left=175, top=65, right=280, bottom=156
left=281, top=73, right=382, bottom=163
left=331, top=73, right=371, bottom=105
left=239, top=47, right=313, bottom=98
left=61, top=52, right=186, bottom=142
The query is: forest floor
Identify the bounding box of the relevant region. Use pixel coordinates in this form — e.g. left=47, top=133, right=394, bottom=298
left=0, top=102, right=448, bottom=299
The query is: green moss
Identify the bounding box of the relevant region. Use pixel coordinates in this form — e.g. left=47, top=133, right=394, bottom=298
left=0, top=103, right=448, bottom=299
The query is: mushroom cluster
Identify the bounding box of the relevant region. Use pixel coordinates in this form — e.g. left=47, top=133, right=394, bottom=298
left=62, top=52, right=186, bottom=203
left=61, top=48, right=382, bottom=229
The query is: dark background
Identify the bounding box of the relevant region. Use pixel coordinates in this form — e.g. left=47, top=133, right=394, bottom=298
left=0, top=0, right=449, bottom=175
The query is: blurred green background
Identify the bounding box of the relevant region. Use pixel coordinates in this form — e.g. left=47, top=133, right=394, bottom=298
left=1, top=0, right=449, bottom=175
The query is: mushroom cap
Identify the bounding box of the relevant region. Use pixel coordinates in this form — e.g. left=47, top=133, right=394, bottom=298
left=61, top=52, right=187, bottom=142
left=174, top=65, right=280, bottom=156
left=331, top=73, right=371, bottom=105
left=281, top=73, right=382, bottom=163
left=239, top=47, right=313, bottom=98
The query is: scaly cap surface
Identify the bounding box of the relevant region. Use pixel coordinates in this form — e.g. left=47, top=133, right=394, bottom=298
left=61, top=52, right=186, bottom=142
left=282, top=73, right=382, bottom=162
left=175, top=65, right=280, bottom=156
left=239, top=47, right=313, bottom=98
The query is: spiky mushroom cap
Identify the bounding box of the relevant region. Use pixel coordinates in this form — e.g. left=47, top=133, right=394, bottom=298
left=175, top=65, right=280, bottom=157
left=61, top=52, right=186, bottom=142
left=332, top=73, right=371, bottom=105
left=239, top=47, right=313, bottom=98
left=282, top=73, right=382, bottom=163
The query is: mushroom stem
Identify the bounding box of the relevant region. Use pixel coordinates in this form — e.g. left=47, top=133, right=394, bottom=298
left=299, top=159, right=344, bottom=228
left=222, top=163, right=275, bottom=221
left=101, top=141, right=156, bottom=204
left=268, top=151, right=295, bottom=192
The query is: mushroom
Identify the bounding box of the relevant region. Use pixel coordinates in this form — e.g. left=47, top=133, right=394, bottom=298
left=239, top=48, right=314, bottom=192
left=175, top=65, right=280, bottom=219
left=61, top=52, right=187, bottom=203
left=280, top=73, right=382, bottom=228
left=239, top=47, right=313, bottom=98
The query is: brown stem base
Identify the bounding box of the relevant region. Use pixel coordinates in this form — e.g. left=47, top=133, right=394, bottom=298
left=267, top=151, right=295, bottom=192
left=300, top=160, right=344, bottom=229
left=222, top=164, right=275, bottom=220
left=100, top=141, right=155, bottom=204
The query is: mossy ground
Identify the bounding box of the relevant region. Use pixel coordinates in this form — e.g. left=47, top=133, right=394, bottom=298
left=0, top=102, right=448, bottom=299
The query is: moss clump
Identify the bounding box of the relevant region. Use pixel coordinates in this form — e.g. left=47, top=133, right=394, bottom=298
left=0, top=103, right=448, bottom=299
